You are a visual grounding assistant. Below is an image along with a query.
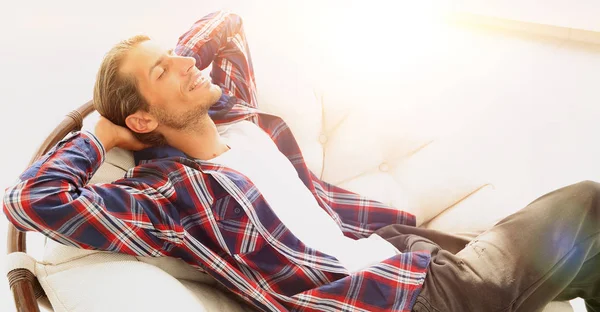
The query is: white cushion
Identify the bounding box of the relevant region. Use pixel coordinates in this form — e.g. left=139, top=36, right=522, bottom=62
left=5, top=252, right=37, bottom=276
left=544, top=302, right=574, bottom=312
left=36, top=258, right=247, bottom=312
left=41, top=238, right=214, bottom=285
left=423, top=184, right=501, bottom=236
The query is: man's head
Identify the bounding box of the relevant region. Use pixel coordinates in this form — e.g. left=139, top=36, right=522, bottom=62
left=93, top=36, right=222, bottom=146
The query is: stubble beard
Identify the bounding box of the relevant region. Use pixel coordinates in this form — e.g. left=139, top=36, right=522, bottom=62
left=151, top=101, right=210, bottom=131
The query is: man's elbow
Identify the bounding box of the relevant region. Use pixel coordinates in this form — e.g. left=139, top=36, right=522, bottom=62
left=3, top=183, right=32, bottom=232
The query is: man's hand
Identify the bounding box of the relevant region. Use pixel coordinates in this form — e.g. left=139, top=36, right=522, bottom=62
left=94, top=116, right=151, bottom=152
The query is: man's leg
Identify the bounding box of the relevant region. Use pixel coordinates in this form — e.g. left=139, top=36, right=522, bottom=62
left=551, top=251, right=600, bottom=312
left=377, top=180, right=600, bottom=312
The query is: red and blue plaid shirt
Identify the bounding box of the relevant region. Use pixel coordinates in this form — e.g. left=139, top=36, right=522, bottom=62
left=3, top=11, right=430, bottom=312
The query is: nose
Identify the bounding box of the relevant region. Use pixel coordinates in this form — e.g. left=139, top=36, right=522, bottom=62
left=174, top=56, right=197, bottom=75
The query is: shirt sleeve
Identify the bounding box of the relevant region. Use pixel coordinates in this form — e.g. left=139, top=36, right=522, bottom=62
left=174, top=10, right=258, bottom=108
left=2, top=131, right=183, bottom=256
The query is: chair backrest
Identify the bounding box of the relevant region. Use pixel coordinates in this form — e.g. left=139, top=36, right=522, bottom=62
left=6, top=100, right=95, bottom=312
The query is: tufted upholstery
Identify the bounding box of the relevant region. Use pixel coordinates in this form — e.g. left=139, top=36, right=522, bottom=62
left=254, top=70, right=493, bottom=229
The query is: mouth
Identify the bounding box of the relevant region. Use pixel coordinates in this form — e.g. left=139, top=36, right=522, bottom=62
left=189, top=73, right=209, bottom=91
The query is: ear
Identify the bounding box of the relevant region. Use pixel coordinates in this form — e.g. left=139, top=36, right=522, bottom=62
left=125, top=110, right=158, bottom=134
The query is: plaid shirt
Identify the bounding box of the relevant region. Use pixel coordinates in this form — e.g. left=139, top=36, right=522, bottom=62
left=3, top=11, right=430, bottom=312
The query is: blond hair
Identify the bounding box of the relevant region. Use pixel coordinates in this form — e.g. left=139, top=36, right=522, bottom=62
left=93, top=35, right=167, bottom=146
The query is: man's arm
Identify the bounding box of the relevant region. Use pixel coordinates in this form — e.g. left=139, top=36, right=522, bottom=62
left=175, top=11, right=258, bottom=108
left=3, top=130, right=182, bottom=255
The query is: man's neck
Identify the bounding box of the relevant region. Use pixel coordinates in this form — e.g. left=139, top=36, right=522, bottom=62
left=162, top=115, right=229, bottom=160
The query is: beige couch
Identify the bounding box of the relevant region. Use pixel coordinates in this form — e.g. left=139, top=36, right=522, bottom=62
left=5, top=4, right=576, bottom=311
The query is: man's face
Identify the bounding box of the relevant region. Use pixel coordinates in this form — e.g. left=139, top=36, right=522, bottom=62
left=120, top=40, right=222, bottom=130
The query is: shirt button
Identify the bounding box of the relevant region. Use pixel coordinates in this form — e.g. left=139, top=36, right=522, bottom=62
left=234, top=207, right=242, bottom=214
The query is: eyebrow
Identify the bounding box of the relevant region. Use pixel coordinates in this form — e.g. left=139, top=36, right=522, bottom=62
left=148, top=49, right=174, bottom=78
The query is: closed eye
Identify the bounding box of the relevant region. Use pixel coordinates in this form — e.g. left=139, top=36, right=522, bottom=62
left=157, top=49, right=174, bottom=80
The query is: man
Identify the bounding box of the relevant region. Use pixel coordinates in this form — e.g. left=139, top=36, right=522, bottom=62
left=3, top=10, right=599, bottom=312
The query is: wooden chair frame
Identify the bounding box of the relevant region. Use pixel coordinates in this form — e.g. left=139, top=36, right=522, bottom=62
left=6, top=100, right=95, bottom=312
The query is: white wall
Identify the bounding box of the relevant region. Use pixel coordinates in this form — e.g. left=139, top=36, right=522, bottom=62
left=0, top=0, right=596, bottom=311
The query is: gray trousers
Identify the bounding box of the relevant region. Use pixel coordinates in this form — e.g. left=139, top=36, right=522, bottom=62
left=376, top=180, right=600, bottom=312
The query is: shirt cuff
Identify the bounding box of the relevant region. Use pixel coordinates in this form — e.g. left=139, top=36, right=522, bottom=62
left=80, top=130, right=107, bottom=165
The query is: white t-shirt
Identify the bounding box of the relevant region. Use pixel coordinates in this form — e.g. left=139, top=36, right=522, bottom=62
left=208, top=120, right=399, bottom=273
